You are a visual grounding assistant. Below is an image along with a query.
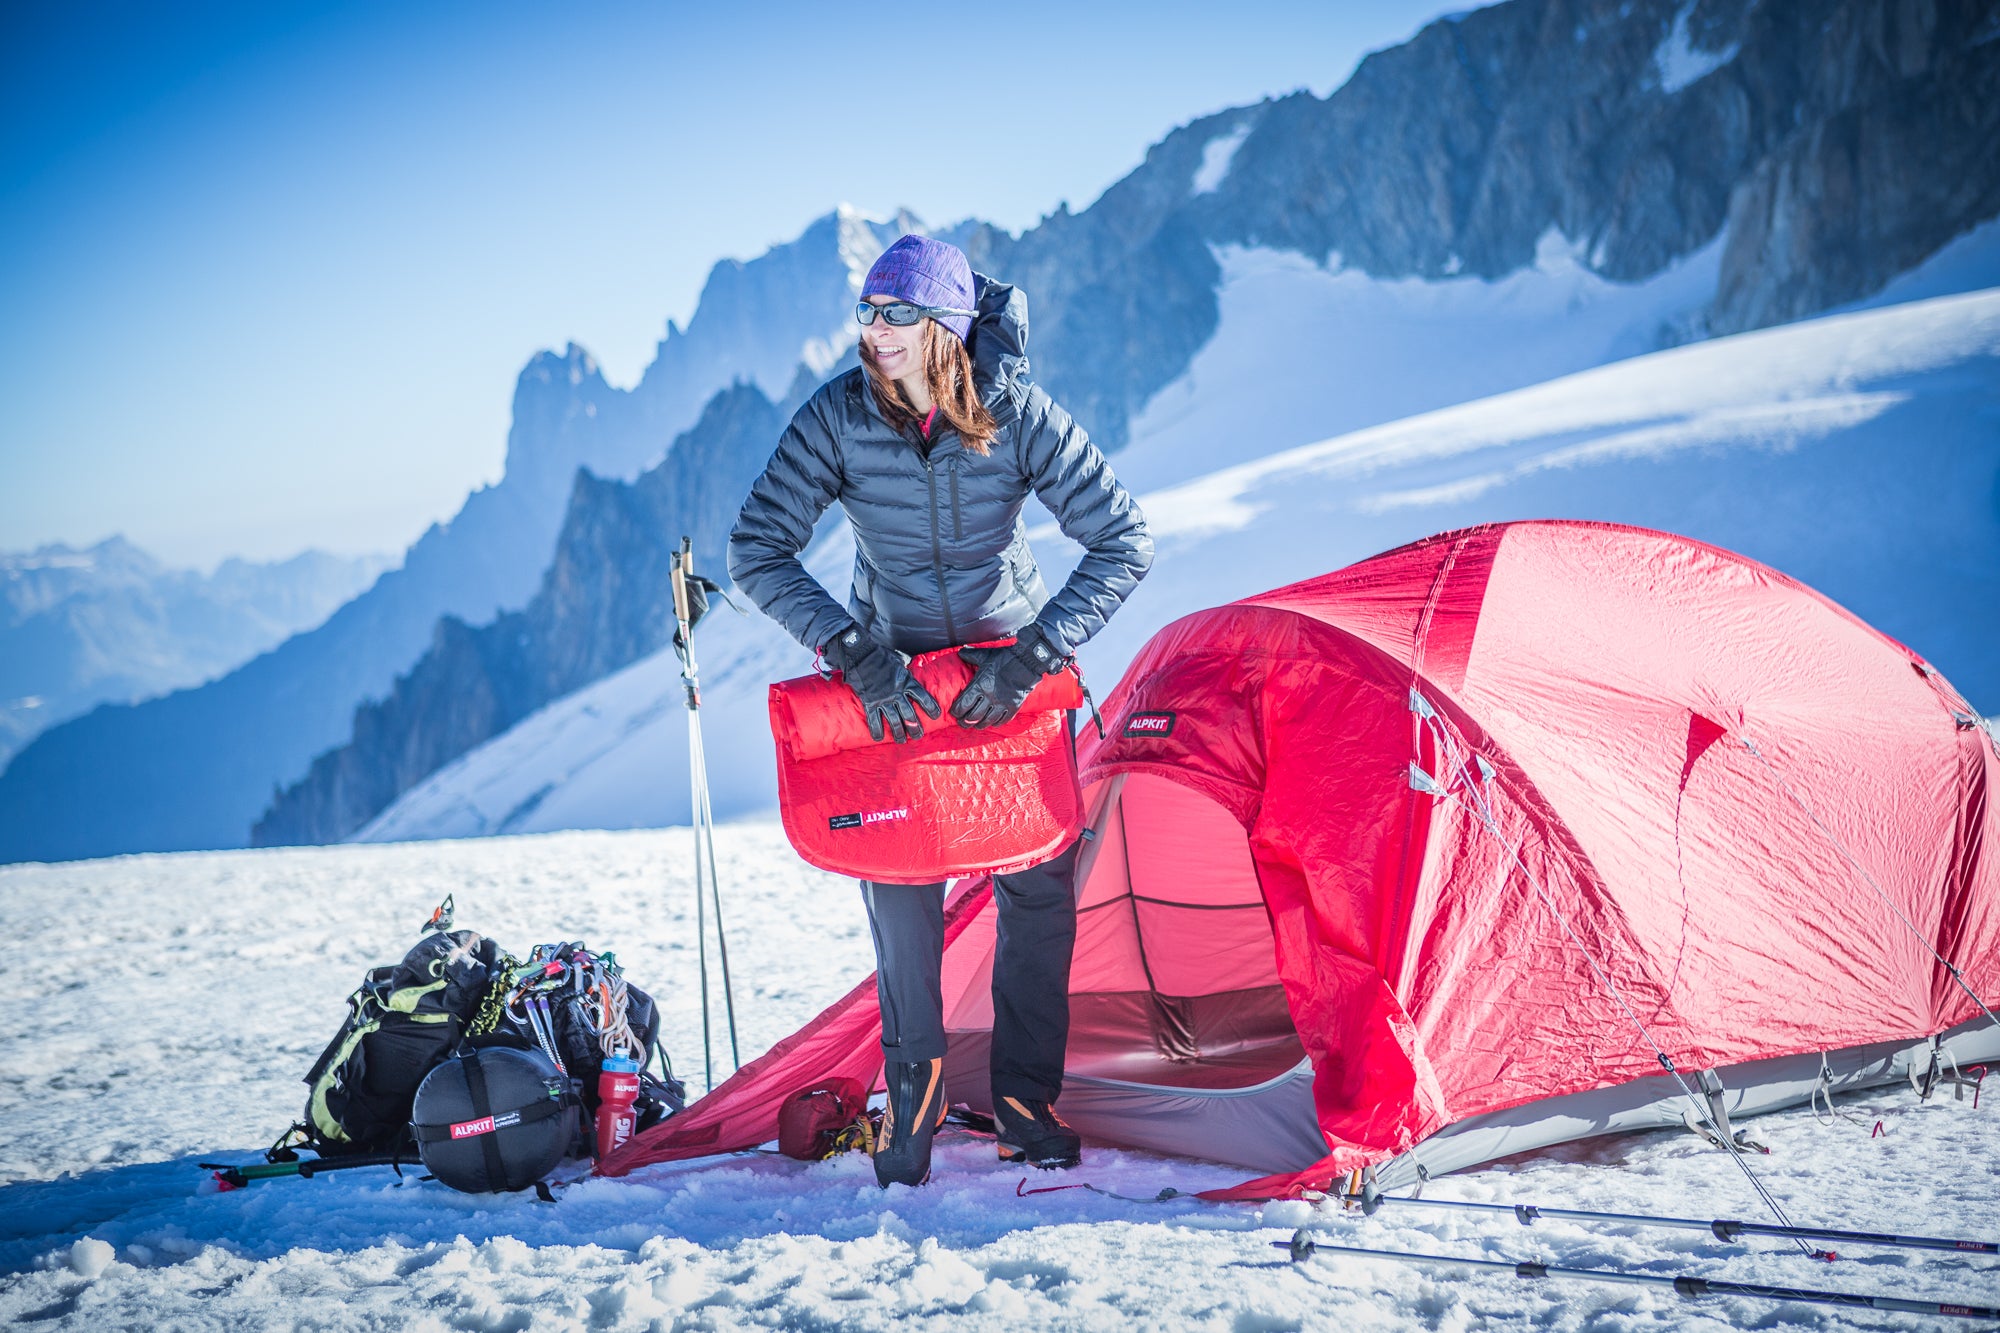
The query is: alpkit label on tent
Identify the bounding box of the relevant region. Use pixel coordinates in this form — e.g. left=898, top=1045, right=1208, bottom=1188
left=829, top=807, right=910, bottom=831
left=1124, top=711, right=1176, bottom=737
left=449, top=1109, right=523, bottom=1139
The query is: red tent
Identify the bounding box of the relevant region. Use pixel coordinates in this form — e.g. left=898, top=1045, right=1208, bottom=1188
left=603, top=521, right=2000, bottom=1197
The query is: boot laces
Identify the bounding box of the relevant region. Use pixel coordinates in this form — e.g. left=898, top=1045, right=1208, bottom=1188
left=1002, top=1096, right=1069, bottom=1133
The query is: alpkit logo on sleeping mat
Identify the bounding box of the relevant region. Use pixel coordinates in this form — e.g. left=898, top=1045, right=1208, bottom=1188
left=1123, top=711, right=1176, bottom=737
left=830, top=807, right=911, bottom=830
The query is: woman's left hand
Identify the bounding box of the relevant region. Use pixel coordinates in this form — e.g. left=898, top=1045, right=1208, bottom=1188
left=952, top=627, right=1062, bottom=728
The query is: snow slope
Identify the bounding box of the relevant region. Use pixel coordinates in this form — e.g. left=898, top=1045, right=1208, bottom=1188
left=1108, top=232, right=1725, bottom=495
left=360, top=281, right=2000, bottom=842
left=2, top=829, right=1996, bottom=1330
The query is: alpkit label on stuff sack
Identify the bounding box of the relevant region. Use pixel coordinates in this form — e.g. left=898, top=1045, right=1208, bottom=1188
left=450, top=1109, right=523, bottom=1139
left=1123, top=711, right=1176, bottom=738
left=830, top=807, right=911, bottom=831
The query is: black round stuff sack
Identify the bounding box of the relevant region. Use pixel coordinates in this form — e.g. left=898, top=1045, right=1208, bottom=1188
left=411, top=1046, right=577, bottom=1193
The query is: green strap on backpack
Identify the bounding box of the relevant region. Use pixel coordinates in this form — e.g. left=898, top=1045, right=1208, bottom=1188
left=299, top=916, right=503, bottom=1155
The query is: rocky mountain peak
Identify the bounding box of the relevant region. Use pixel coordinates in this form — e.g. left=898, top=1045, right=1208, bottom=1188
left=499, top=343, right=623, bottom=496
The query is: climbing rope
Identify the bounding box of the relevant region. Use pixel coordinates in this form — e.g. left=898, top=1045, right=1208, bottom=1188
left=472, top=942, right=648, bottom=1063
left=1408, top=689, right=1822, bottom=1257
left=592, top=967, right=639, bottom=1059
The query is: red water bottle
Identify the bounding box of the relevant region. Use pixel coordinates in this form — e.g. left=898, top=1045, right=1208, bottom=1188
left=595, top=1055, right=642, bottom=1159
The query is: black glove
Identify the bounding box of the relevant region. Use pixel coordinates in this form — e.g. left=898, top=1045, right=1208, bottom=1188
left=823, top=624, right=941, bottom=744
left=952, top=625, right=1064, bottom=728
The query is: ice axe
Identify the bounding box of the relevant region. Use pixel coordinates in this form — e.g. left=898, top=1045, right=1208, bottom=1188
left=670, top=537, right=740, bottom=1091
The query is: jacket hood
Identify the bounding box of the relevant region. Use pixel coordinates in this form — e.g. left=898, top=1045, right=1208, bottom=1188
left=969, top=273, right=1031, bottom=422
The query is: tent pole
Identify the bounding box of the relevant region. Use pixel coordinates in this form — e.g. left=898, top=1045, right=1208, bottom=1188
left=1338, top=1187, right=2000, bottom=1257
left=1282, top=1233, right=2000, bottom=1321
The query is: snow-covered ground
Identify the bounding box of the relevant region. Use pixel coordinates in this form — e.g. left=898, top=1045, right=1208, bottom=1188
left=2, top=827, right=1996, bottom=1330
left=360, top=276, right=2000, bottom=843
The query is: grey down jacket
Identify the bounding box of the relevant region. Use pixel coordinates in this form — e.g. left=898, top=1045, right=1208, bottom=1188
left=727, top=275, right=1152, bottom=660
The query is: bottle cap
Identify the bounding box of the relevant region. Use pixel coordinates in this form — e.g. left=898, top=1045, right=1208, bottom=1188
left=601, top=1055, right=641, bottom=1073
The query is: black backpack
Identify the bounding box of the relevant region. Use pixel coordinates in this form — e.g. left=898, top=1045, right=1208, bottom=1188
left=289, top=908, right=686, bottom=1166
left=299, top=926, right=500, bottom=1156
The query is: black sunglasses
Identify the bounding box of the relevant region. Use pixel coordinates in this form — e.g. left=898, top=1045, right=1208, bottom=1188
left=854, top=300, right=976, bottom=327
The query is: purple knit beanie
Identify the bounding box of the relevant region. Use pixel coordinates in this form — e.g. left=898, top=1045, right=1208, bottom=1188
left=861, top=234, right=976, bottom=342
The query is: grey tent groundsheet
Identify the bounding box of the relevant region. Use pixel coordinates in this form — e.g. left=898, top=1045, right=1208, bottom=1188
left=1372, top=1014, right=2000, bottom=1188
left=942, top=1027, right=1326, bottom=1174
left=956, top=1017, right=2000, bottom=1183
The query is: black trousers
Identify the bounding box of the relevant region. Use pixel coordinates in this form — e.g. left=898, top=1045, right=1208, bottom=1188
left=861, top=840, right=1080, bottom=1104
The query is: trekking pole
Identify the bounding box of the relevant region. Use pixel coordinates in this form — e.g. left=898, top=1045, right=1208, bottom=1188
left=1336, top=1186, right=2000, bottom=1258
left=690, top=671, right=742, bottom=1072
left=201, top=1154, right=406, bottom=1190
left=1281, top=1233, right=2000, bottom=1321
left=671, top=538, right=741, bottom=1089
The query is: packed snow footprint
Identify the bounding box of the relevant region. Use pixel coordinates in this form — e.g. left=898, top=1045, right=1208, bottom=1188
left=2, top=827, right=1995, bottom=1330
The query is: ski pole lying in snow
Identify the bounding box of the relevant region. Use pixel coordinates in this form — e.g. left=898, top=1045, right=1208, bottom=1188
left=1337, top=1187, right=2000, bottom=1258
left=200, top=1154, right=405, bottom=1190
left=1280, top=1232, right=2000, bottom=1321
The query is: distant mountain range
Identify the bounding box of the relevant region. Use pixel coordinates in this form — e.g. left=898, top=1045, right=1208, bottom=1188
left=250, top=383, right=788, bottom=846
left=4, top=0, right=1996, bottom=863
left=0, top=214, right=908, bottom=863
left=0, top=538, right=389, bottom=766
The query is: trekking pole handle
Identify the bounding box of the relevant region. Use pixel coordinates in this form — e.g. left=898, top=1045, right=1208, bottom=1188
left=671, top=539, right=692, bottom=627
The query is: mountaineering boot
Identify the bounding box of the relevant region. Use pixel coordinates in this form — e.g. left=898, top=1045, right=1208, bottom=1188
left=994, top=1096, right=1081, bottom=1169
left=873, top=1058, right=946, bottom=1187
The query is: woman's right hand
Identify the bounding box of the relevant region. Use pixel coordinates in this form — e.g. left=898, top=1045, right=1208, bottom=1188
left=822, top=625, right=941, bottom=744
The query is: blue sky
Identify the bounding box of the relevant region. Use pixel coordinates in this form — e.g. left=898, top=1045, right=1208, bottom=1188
left=2, top=1, right=1472, bottom=570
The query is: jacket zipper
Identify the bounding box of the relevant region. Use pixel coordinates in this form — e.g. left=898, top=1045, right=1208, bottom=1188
left=949, top=462, right=962, bottom=541
left=923, top=456, right=959, bottom=643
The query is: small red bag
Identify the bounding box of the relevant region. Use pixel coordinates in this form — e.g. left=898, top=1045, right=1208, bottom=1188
left=777, top=1077, right=872, bottom=1160
left=769, top=643, right=1084, bottom=883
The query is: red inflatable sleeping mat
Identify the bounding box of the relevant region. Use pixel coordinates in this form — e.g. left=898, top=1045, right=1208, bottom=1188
left=769, top=643, right=1084, bottom=883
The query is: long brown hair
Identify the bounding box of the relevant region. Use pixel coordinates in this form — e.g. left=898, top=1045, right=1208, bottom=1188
left=860, top=320, right=999, bottom=455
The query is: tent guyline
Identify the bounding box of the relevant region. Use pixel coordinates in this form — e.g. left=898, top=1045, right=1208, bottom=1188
left=1915, top=659, right=1996, bottom=744
left=1280, top=1233, right=2000, bottom=1322
left=1407, top=689, right=1821, bottom=1259
left=671, top=538, right=740, bottom=1090
left=1739, top=735, right=2000, bottom=1038
left=1337, top=1182, right=2000, bottom=1258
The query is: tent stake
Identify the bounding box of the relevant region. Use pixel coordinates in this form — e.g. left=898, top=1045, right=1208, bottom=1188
left=1282, top=1233, right=2000, bottom=1321
left=1338, top=1189, right=1999, bottom=1258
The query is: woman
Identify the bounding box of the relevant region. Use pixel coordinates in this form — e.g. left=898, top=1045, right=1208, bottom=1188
left=728, top=234, right=1152, bottom=1187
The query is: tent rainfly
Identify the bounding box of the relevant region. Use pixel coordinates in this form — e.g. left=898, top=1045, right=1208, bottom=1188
left=602, top=521, right=2000, bottom=1199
